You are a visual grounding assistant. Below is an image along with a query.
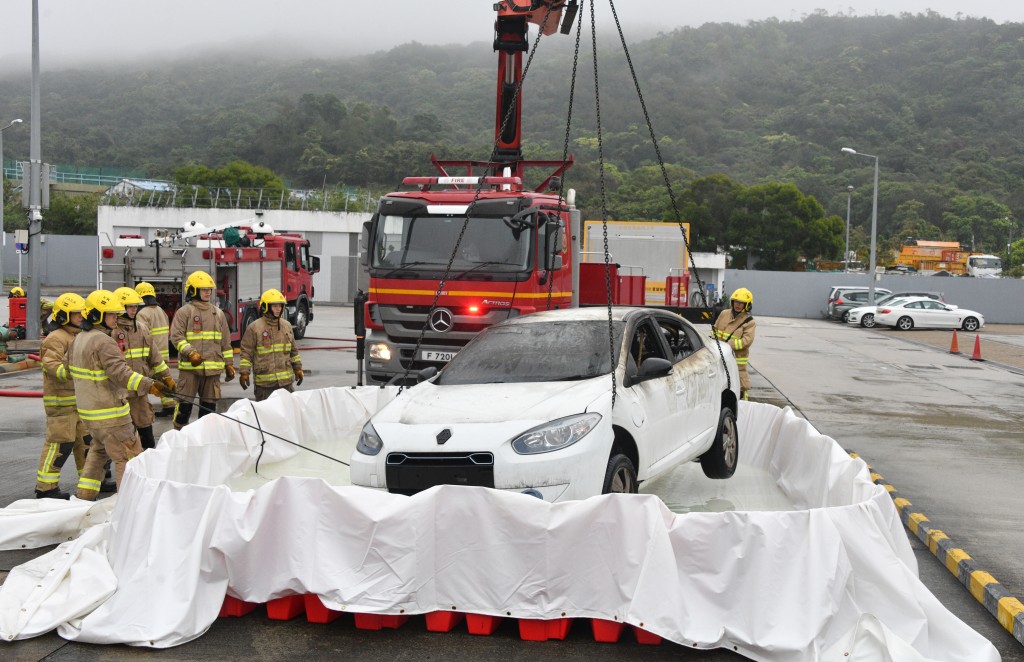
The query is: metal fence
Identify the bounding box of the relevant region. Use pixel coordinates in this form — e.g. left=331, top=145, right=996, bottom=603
left=101, top=183, right=379, bottom=213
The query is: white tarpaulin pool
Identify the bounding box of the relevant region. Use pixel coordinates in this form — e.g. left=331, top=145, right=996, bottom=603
left=0, top=388, right=999, bottom=661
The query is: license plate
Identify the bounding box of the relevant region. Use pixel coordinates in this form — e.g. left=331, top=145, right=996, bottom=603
left=420, top=350, right=456, bottom=362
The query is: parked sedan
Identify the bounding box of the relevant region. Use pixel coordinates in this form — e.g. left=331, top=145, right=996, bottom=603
left=874, top=297, right=985, bottom=331
left=350, top=307, right=741, bottom=502
left=846, top=292, right=945, bottom=328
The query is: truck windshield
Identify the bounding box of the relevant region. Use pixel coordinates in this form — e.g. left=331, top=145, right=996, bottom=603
left=371, top=214, right=531, bottom=275
left=969, top=257, right=1001, bottom=268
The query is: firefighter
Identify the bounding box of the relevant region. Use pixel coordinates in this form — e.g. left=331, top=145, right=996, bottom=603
left=134, top=281, right=175, bottom=416
left=169, top=270, right=234, bottom=429
left=71, top=290, right=167, bottom=499
left=35, top=292, right=90, bottom=499
left=713, top=287, right=756, bottom=400
left=239, top=289, right=303, bottom=401
left=113, top=287, right=175, bottom=450
left=9, top=286, right=24, bottom=298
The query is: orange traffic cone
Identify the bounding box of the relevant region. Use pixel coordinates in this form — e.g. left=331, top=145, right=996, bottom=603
left=969, top=335, right=984, bottom=361
left=949, top=330, right=960, bottom=354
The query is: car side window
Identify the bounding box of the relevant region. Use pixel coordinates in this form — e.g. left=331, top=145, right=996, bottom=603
left=906, top=301, right=924, bottom=309
left=628, top=320, right=669, bottom=374
left=656, top=317, right=703, bottom=364
left=923, top=301, right=945, bottom=310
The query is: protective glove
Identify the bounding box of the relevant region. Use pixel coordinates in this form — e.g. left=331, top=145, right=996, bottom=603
left=188, top=351, right=203, bottom=367
left=294, top=368, right=304, bottom=386
left=239, top=372, right=250, bottom=390
left=224, top=364, right=236, bottom=382
left=162, top=376, right=177, bottom=392
left=149, top=381, right=167, bottom=397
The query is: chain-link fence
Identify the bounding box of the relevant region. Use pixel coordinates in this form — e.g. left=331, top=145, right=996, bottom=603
left=101, top=182, right=380, bottom=213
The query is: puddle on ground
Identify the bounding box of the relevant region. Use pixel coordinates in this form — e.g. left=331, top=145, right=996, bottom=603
left=642, top=462, right=795, bottom=513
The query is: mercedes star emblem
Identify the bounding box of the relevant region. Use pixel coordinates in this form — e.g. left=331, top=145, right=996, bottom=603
left=428, top=307, right=454, bottom=333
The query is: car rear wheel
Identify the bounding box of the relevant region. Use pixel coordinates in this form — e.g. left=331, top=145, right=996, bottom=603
left=602, top=454, right=637, bottom=494
left=701, top=406, right=738, bottom=479
left=841, top=311, right=851, bottom=323
left=962, top=317, right=980, bottom=332
left=860, top=313, right=876, bottom=328
left=896, top=316, right=914, bottom=331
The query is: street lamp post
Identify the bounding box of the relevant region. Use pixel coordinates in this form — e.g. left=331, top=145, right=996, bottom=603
left=0, top=119, right=24, bottom=289
left=841, top=147, right=879, bottom=303
left=844, top=185, right=854, bottom=273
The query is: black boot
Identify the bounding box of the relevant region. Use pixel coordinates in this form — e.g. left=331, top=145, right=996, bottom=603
left=138, top=426, right=156, bottom=450
left=36, top=488, right=70, bottom=500
left=197, top=401, right=217, bottom=418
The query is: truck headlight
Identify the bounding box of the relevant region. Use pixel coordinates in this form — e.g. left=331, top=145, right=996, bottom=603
left=511, top=413, right=602, bottom=455
left=369, top=343, right=392, bottom=361
left=356, top=422, right=383, bottom=456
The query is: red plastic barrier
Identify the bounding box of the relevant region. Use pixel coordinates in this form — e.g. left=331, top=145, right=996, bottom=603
left=353, top=613, right=408, bottom=631
left=304, top=594, right=343, bottom=624
left=266, top=595, right=306, bottom=621
left=591, top=618, right=625, bottom=643
left=632, top=625, right=663, bottom=645
left=218, top=595, right=258, bottom=618
left=465, top=613, right=502, bottom=635
left=664, top=274, right=690, bottom=306
left=617, top=275, right=647, bottom=305
left=425, top=610, right=465, bottom=632
left=578, top=262, right=620, bottom=305
left=518, top=617, right=573, bottom=641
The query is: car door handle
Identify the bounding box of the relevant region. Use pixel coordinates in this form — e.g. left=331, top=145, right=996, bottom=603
left=675, top=384, right=686, bottom=395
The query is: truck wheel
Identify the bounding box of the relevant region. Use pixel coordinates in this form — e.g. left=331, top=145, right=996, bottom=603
left=701, top=406, right=738, bottom=479
left=241, top=310, right=258, bottom=336
left=293, top=300, right=309, bottom=339
left=602, top=454, right=637, bottom=494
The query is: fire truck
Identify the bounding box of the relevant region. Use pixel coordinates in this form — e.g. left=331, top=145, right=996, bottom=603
left=99, top=215, right=320, bottom=343
left=359, top=0, right=708, bottom=384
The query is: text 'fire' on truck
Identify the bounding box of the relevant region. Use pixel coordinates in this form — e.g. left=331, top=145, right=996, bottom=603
left=100, top=216, right=320, bottom=347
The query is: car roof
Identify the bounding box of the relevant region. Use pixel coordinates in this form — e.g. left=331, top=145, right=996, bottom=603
left=506, top=306, right=649, bottom=325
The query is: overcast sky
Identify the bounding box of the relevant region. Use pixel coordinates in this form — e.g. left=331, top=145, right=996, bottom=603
left=1, top=0, right=1021, bottom=68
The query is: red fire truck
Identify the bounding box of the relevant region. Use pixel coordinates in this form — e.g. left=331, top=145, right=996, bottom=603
left=359, top=1, right=703, bottom=384
left=100, top=216, right=319, bottom=343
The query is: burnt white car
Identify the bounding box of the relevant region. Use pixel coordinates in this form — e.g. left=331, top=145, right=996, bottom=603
left=874, top=297, right=984, bottom=331
left=349, top=307, right=741, bottom=502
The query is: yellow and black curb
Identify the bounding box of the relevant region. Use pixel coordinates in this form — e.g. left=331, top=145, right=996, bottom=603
left=850, top=452, right=1024, bottom=645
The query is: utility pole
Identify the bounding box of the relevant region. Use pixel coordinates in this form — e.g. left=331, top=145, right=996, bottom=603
left=26, top=0, right=43, bottom=339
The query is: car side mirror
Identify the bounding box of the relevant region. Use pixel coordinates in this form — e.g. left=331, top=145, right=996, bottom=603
left=636, top=357, right=672, bottom=382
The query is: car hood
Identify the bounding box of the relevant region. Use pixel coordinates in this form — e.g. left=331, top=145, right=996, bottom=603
left=372, top=377, right=614, bottom=426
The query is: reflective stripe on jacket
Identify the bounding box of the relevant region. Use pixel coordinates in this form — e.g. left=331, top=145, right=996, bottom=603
left=136, top=304, right=170, bottom=360
left=239, top=315, right=301, bottom=387
left=169, top=301, right=233, bottom=375
left=115, top=317, right=170, bottom=383
left=712, top=309, right=756, bottom=363
left=40, top=326, right=80, bottom=415
left=70, top=328, right=154, bottom=429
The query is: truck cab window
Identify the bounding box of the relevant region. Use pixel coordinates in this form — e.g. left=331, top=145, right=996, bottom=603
left=285, top=243, right=298, bottom=271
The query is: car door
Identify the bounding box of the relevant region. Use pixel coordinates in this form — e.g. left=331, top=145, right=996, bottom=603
left=652, top=314, right=719, bottom=461
left=623, top=316, right=680, bottom=472
left=924, top=300, right=957, bottom=328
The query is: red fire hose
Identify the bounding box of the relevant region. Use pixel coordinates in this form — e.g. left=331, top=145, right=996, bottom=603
left=0, top=389, right=43, bottom=397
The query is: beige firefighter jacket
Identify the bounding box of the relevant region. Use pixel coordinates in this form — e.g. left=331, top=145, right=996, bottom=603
left=115, top=317, right=170, bottom=382
left=136, top=304, right=170, bottom=360
left=70, top=327, right=155, bottom=430
left=713, top=309, right=756, bottom=368
left=170, top=300, right=233, bottom=376
left=40, top=325, right=80, bottom=415
left=239, top=314, right=302, bottom=387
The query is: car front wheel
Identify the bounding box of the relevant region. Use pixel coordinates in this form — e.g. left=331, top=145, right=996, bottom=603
left=962, top=317, right=980, bottom=332
left=860, top=313, right=876, bottom=328
left=701, top=406, right=738, bottom=479
left=896, top=316, right=914, bottom=331
left=841, top=311, right=851, bottom=323
left=602, top=454, right=637, bottom=494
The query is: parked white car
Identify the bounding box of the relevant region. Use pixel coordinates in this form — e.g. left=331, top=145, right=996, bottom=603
left=873, top=297, right=984, bottom=331
left=845, top=292, right=944, bottom=328
left=350, top=307, right=741, bottom=502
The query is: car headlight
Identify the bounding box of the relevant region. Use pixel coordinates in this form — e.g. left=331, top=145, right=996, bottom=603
left=511, top=413, right=602, bottom=455
left=356, top=422, right=383, bottom=456
left=369, top=343, right=392, bottom=361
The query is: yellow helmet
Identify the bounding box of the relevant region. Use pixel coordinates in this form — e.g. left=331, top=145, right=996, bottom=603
left=10, top=286, right=25, bottom=297
left=113, top=286, right=145, bottom=307
left=259, top=288, right=287, bottom=316
left=51, top=292, right=86, bottom=326
left=84, top=289, right=126, bottom=324
left=185, top=270, right=216, bottom=299
left=135, top=281, right=156, bottom=298
left=730, top=287, right=753, bottom=312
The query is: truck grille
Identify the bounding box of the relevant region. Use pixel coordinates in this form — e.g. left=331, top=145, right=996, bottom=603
left=385, top=452, right=495, bottom=495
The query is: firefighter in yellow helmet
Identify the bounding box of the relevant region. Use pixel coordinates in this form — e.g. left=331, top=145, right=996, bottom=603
left=239, top=289, right=303, bottom=401
left=134, top=281, right=175, bottom=416
left=71, top=290, right=168, bottom=499
left=712, top=287, right=756, bottom=400
left=9, top=286, right=25, bottom=298
left=35, top=293, right=91, bottom=499
left=169, top=270, right=233, bottom=429
left=112, top=287, right=175, bottom=450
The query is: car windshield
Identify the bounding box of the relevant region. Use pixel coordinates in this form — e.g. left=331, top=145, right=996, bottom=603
left=436, top=320, right=626, bottom=385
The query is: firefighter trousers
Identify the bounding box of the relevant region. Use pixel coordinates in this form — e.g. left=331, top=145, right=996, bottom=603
left=173, top=372, right=221, bottom=429
left=36, top=411, right=89, bottom=493
left=75, top=421, right=142, bottom=500
left=254, top=383, right=294, bottom=402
